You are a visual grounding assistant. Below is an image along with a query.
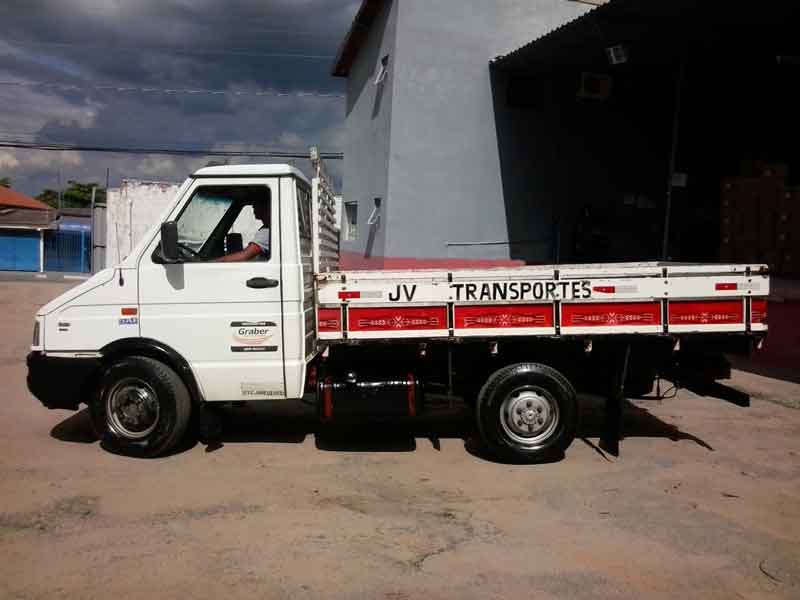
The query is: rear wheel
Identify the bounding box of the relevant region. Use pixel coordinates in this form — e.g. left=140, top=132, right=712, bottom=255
left=476, top=363, right=577, bottom=463
left=90, top=356, right=192, bottom=457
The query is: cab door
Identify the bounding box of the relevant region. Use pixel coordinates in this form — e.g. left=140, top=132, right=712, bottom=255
left=137, top=178, right=286, bottom=402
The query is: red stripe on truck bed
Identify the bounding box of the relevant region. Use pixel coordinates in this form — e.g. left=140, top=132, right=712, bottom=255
left=454, top=304, right=554, bottom=329
left=318, top=308, right=342, bottom=332
left=668, top=300, right=744, bottom=325
left=561, top=302, right=661, bottom=327
left=348, top=306, right=447, bottom=332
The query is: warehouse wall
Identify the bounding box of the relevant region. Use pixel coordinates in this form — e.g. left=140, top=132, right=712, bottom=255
left=339, top=0, right=398, bottom=268
left=384, top=0, right=588, bottom=263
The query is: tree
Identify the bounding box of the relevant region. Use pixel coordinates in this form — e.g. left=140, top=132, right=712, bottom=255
left=36, top=189, right=59, bottom=208
left=0, top=177, right=10, bottom=188
left=36, top=181, right=107, bottom=209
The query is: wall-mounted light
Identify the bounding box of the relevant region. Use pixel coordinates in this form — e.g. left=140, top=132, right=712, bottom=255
left=606, top=44, right=629, bottom=65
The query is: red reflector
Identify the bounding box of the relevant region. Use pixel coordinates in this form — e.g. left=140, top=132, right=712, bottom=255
left=121, top=307, right=138, bottom=316
left=593, top=286, right=616, bottom=294
left=715, top=283, right=738, bottom=291
left=338, top=291, right=361, bottom=300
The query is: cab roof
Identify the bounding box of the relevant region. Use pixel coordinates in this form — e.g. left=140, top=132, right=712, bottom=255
left=192, top=163, right=310, bottom=185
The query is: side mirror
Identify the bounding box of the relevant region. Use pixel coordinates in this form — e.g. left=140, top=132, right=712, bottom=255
left=160, top=221, right=180, bottom=263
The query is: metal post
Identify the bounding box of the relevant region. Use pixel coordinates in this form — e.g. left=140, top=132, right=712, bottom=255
left=600, top=343, right=630, bottom=457
left=89, top=185, right=96, bottom=273
left=39, top=230, right=44, bottom=273
left=661, top=56, right=687, bottom=260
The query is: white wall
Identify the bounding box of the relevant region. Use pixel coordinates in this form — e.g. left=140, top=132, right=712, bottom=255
left=106, top=180, right=181, bottom=267
left=386, top=0, right=589, bottom=262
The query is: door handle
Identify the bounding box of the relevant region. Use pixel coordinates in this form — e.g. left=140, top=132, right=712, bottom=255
left=246, top=277, right=279, bottom=289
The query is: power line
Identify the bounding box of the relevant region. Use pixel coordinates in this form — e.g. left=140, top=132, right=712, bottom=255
left=0, top=139, right=343, bottom=160
left=54, top=9, right=345, bottom=38
left=0, top=80, right=345, bottom=99
left=5, top=39, right=335, bottom=61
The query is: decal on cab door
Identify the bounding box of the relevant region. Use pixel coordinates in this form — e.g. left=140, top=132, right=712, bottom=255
left=230, top=321, right=278, bottom=353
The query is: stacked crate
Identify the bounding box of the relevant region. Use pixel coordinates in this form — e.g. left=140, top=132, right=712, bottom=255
left=720, top=164, right=797, bottom=275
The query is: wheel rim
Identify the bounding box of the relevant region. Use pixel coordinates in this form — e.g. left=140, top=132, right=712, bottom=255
left=499, top=386, right=559, bottom=447
left=106, top=377, right=160, bottom=439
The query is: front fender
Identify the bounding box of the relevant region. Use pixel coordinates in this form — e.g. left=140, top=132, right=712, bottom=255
left=100, top=338, right=205, bottom=404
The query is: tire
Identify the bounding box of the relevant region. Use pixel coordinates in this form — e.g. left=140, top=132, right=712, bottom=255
left=476, top=363, right=578, bottom=463
left=90, top=356, right=192, bottom=458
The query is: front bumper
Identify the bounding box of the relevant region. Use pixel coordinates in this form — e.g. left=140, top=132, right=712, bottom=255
left=27, top=352, right=102, bottom=410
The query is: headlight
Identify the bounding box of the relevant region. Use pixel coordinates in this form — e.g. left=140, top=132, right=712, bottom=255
left=32, top=321, right=40, bottom=347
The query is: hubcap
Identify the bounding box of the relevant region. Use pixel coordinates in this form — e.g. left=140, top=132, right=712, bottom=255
left=500, top=387, right=559, bottom=446
left=106, top=378, right=160, bottom=439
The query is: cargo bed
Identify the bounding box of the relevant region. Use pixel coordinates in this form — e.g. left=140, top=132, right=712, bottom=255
left=316, top=261, right=769, bottom=341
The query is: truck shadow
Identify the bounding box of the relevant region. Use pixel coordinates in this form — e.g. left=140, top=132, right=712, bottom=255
left=50, top=393, right=714, bottom=463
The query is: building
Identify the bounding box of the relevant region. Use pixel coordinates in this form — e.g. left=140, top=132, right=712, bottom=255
left=106, top=179, right=182, bottom=268
left=333, top=0, right=589, bottom=268
left=45, top=207, right=93, bottom=273
left=0, top=186, right=55, bottom=272
left=333, top=0, right=799, bottom=273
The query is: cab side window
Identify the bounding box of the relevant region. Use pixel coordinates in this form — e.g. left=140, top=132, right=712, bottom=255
left=171, top=185, right=271, bottom=261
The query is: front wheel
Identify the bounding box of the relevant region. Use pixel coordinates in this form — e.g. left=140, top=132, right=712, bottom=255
left=476, top=363, right=578, bottom=463
left=90, top=356, right=192, bottom=457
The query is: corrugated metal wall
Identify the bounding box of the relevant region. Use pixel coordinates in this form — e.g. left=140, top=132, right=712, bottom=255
left=0, top=231, right=40, bottom=272
left=44, top=230, right=91, bottom=273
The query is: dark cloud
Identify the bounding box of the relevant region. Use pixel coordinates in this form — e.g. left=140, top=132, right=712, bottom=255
left=0, top=0, right=358, bottom=195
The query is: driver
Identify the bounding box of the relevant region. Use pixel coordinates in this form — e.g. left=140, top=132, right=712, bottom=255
left=216, top=200, right=269, bottom=262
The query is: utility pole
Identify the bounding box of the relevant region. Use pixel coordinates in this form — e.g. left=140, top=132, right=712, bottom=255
left=89, top=185, right=97, bottom=273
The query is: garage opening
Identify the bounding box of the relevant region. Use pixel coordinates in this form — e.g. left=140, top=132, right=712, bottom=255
left=491, top=0, right=799, bottom=276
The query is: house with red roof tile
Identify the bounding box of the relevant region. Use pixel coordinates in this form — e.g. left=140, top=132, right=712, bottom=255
left=0, top=186, right=56, bottom=272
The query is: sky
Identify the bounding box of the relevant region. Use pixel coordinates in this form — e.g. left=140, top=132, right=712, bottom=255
left=0, top=0, right=360, bottom=196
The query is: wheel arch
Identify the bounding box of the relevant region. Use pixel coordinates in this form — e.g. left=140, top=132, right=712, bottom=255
left=99, top=338, right=204, bottom=405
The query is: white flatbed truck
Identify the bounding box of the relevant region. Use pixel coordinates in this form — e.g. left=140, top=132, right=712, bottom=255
left=27, top=155, right=769, bottom=461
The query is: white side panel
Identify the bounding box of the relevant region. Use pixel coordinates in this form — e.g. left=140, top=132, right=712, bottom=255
left=41, top=268, right=139, bottom=352
left=316, top=262, right=769, bottom=341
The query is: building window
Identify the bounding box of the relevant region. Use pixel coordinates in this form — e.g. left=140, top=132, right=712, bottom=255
left=374, top=54, right=389, bottom=85
left=344, top=201, right=358, bottom=241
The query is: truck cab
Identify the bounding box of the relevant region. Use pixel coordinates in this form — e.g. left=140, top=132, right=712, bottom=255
left=28, top=163, right=329, bottom=456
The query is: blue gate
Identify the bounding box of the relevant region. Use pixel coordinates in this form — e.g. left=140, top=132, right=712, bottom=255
left=44, top=230, right=91, bottom=273
left=0, top=231, right=41, bottom=272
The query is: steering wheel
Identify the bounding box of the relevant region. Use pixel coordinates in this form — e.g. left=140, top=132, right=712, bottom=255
left=177, top=242, right=202, bottom=261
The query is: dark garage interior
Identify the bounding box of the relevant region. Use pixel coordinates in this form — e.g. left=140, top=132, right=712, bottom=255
left=492, top=0, right=799, bottom=275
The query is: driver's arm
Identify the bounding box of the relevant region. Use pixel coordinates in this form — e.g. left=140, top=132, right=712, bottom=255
left=215, top=242, right=263, bottom=262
